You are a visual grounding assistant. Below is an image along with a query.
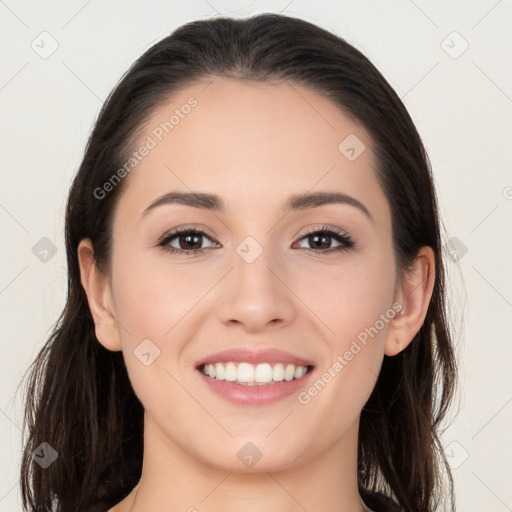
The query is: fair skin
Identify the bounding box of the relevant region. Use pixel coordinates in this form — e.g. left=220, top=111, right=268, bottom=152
left=78, top=78, right=435, bottom=512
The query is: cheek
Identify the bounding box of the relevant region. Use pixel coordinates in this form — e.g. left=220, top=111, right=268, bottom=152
left=109, top=251, right=209, bottom=408
left=291, top=250, right=396, bottom=344
left=110, top=248, right=214, bottom=343
left=301, top=252, right=395, bottom=413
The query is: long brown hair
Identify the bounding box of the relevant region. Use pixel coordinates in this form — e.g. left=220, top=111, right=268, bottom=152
left=19, top=13, right=458, bottom=511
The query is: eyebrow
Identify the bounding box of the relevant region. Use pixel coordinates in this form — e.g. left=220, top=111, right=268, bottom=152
left=141, top=190, right=373, bottom=222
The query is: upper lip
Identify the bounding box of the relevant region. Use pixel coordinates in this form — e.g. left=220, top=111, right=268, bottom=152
left=195, top=348, right=315, bottom=369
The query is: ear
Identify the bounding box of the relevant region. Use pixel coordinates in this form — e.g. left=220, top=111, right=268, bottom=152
left=77, top=238, right=122, bottom=352
left=385, top=246, right=436, bottom=356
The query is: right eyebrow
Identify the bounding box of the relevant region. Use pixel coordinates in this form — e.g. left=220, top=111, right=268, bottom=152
left=141, top=191, right=224, bottom=218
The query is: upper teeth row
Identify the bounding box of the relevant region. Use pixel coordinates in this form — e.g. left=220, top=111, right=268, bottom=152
left=201, top=362, right=309, bottom=384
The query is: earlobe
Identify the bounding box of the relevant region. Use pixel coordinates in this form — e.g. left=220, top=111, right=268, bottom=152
left=77, top=238, right=122, bottom=352
left=385, top=246, right=436, bottom=356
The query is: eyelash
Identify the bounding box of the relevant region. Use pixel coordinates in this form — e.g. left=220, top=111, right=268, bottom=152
left=156, top=225, right=355, bottom=257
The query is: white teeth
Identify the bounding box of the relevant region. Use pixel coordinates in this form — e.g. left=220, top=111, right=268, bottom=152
left=294, top=366, right=307, bottom=379
left=284, top=363, right=295, bottom=381
left=214, top=363, right=224, bottom=380
left=272, top=363, right=285, bottom=381
left=237, top=362, right=256, bottom=383
left=200, top=362, right=310, bottom=385
left=254, top=363, right=273, bottom=383
left=224, top=362, right=237, bottom=382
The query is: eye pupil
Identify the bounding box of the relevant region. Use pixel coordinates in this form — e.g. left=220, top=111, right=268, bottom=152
left=181, top=233, right=201, bottom=249
left=310, top=234, right=330, bottom=249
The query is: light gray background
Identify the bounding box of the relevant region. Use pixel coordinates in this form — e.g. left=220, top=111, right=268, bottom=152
left=1, top=1, right=511, bottom=510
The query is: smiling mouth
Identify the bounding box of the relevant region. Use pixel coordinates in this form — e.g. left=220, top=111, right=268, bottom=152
left=197, top=361, right=314, bottom=386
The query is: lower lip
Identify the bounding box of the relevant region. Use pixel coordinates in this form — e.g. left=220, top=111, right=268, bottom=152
left=197, top=367, right=315, bottom=406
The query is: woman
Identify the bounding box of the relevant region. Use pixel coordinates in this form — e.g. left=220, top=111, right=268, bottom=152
left=20, top=13, right=457, bottom=512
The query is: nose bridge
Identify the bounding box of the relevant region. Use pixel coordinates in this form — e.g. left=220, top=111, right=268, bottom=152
left=233, top=233, right=281, bottom=302
left=216, top=233, right=295, bottom=330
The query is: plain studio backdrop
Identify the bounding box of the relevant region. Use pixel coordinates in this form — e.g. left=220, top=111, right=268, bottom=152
left=1, top=1, right=511, bottom=511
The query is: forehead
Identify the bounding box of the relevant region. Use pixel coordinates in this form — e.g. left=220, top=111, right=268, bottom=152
left=115, top=77, right=388, bottom=225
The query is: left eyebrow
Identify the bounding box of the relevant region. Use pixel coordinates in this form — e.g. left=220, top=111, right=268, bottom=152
left=141, top=190, right=373, bottom=223
left=283, top=191, right=373, bottom=223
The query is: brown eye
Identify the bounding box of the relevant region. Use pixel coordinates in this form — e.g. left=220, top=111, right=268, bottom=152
left=306, top=233, right=332, bottom=250
left=295, top=227, right=354, bottom=253
left=176, top=232, right=203, bottom=250
left=158, top=228, right=219, bottom=255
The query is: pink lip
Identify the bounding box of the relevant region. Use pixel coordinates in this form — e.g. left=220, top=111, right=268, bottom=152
left=195, top=347, right=315, bottom=369
left=194, top=348, right=315, bottom=406
left=197, top=367, right=315, bottom=406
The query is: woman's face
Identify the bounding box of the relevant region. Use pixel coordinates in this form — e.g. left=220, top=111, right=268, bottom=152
left=97, top=78, right=401, bottom=471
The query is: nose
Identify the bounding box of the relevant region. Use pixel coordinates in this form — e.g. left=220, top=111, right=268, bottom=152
left=216, top=241, right=296, bottom=333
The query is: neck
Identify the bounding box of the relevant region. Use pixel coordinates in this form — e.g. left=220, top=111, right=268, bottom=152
left=116, top=412, right=371, bottom=512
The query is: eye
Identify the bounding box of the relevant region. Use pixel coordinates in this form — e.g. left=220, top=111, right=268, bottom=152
left=157, top=227, right=219, bottom=256
left=294, top=225, right=355, bottom=253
